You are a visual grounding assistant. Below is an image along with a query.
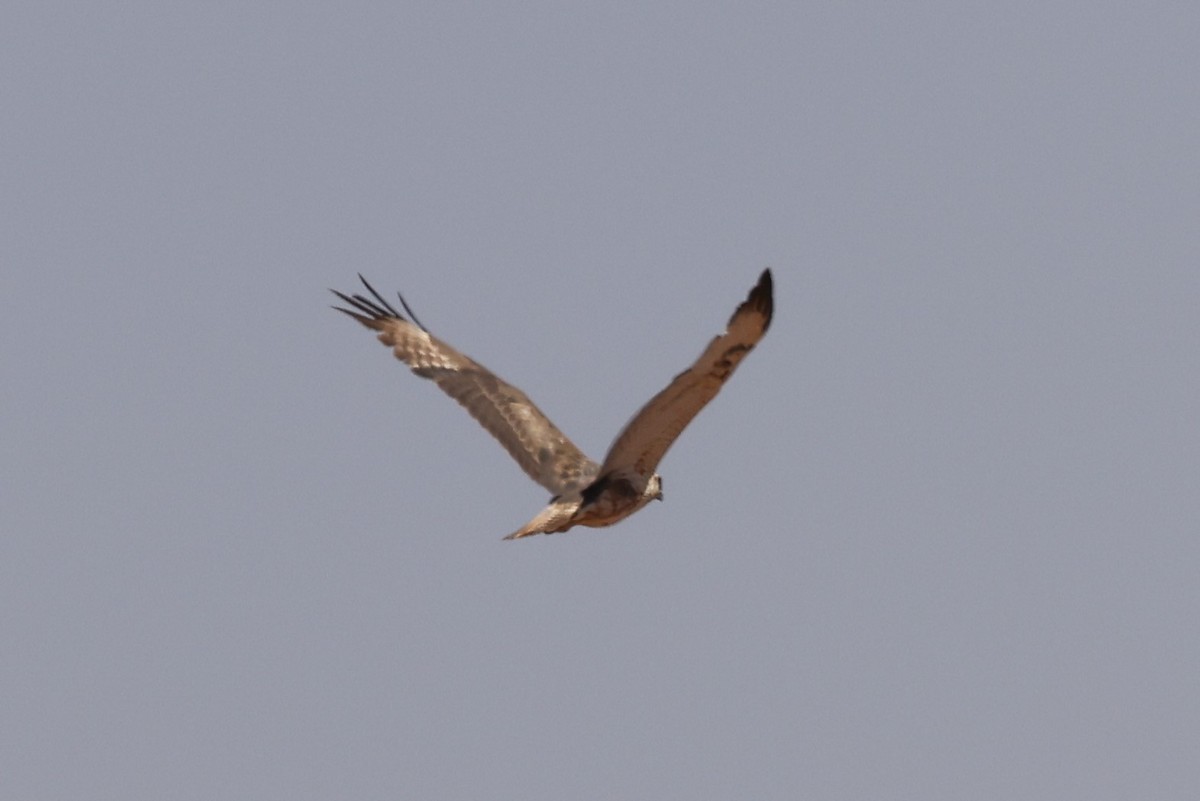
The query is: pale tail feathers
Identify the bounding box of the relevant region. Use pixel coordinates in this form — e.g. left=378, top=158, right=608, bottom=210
left=503, top=498, right=580, bottom=540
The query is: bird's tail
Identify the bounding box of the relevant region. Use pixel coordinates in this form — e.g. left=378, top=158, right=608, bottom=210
left=503, top=500, right=578, bottom=540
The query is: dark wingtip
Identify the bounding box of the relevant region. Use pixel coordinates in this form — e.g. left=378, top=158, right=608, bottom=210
left=329, top=303, right=369, bottom=325
left=743, top=268, right=774, bottom=331
left=396, top=290, right=427, bottom=332
left=357, top=275, right=404, bottom=319
left=329, top=276, right=429, bottom=331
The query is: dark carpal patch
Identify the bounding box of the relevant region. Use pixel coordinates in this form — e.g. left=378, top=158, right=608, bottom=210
left=581, top=474, right=638, bottom=505
left=580, top=475, right=609, bottom=505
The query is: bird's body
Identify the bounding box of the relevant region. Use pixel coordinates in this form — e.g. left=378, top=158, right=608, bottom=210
left=332, top=269, right=773, bottom=540
left=506, top=471, right=663, bottom=540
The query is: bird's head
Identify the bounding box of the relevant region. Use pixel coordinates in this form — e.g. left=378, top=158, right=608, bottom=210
left=648, top=473, right=664, bottom=502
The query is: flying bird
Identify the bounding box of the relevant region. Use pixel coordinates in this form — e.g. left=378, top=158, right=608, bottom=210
left=332, top=269, right=773, bottom=540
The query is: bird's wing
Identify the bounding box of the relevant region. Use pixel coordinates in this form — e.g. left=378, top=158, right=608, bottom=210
left=596, top=269, right=773, bottom=479
left=332, top=276, right=600, bottom=496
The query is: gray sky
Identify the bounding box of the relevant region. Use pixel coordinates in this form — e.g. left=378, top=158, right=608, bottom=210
left=4, top=3, right=1198, bottom=799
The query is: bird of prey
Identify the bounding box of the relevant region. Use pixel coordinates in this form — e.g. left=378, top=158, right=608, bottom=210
left=332, top=269, right=773, bottom=540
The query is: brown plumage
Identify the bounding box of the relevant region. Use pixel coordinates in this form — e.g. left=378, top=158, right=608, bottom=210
left=332, top=269, right=773, bottom=539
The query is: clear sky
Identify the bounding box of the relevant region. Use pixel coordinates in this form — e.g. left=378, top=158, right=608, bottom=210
left=4, top=3, right=1198, bottom=799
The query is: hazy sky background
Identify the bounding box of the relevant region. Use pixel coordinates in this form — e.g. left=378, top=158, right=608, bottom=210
left=4, top=3, right=1198, bottom=799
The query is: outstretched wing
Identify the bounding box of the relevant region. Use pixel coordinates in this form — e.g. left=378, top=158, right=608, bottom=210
left=596, top=269, right=773, bottom=479
left=332, top=276, right=600, bottom=495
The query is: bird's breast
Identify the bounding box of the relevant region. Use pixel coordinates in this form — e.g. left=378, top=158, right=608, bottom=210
left=573, top=477, right=655, bottom=528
